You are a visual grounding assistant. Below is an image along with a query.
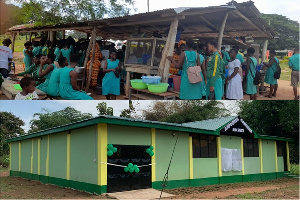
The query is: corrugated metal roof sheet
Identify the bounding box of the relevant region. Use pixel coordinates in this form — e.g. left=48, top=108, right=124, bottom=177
left=182, top=116, right=238, bottom=131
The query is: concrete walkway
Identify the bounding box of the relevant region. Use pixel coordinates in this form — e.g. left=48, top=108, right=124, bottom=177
left=106, top=188, right=175, bottom=199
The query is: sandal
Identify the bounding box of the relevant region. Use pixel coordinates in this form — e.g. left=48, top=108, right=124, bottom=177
left=265, top=95, right=272, bottom=98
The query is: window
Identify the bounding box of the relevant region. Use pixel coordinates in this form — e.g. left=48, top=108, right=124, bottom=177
left=192, top=134, right=217, bottom=158
left=277, top=141, right=285, bottom=156
left=243, top=138, right=259, bottom=157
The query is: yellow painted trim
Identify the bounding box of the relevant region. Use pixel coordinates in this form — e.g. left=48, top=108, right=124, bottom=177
left=46, top=135, right=49, bottom=176
left=98, top=123, right=108, bottom=186
left=38, top=139, right=40, bottom=175
left=66, top=134, right=71, bottom=180
left=151, top=128, right=156, bottom=182
left=31, top=139, right=33, bottom=173
left=212, top=55, right=219, bottom=76
left=189, top=136, right=193, bottom=179
left=217, top=137, right=222, bottom=177
left=241, top=138, right=244, bottom=175
left=9, top=143, right=12, bottom=171
left=19, top=141, right=21, bottom=171
left=259, top=139, right=263, bottom=173
left=275, top=142, right=278, bottom=172
left=286, top=141, right=290, bottom=171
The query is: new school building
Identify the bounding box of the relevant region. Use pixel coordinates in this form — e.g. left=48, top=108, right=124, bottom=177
left=8, top=115, right=293, bottom=194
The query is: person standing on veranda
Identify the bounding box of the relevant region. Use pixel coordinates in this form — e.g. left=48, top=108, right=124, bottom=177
left=0, top=39, right=13, bottom=78
left=289, top=48, right=300, bottom=100
left=245, top=47, right=258, bottom=100
left=263, top=50, right=279, bottom=98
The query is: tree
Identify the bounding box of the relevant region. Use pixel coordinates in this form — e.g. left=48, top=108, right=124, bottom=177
left=260, top=14, right=299, bottom=50
left=238, top=101, right=299, bottom=163
left=0, top=1, right=23, bottom=34
left=29, top=107, right=93, bottom=133
left=0, top=112, right=25, bottom=156
left=143, top=101, right=230, bottom=124
left=97, top=102, right=113, bottom=116
left=11, top=0, right=135, bottom=25
left=120, top=100, right=135, bottom=118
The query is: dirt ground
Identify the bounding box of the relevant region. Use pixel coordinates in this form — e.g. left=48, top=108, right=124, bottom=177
left=1, top=52, right=298, bottom=100
left=165, top=177, right=299, bottom=199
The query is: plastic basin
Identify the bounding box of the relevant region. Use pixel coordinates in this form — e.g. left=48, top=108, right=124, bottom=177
left=130, top=79, right=148, bottom=89
left=142, top=76, right=161, bottom=84
left=147, top=83, right=169, bottom=93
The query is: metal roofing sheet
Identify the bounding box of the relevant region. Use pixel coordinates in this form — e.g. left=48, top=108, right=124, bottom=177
left=182, top=116, right=238, bottom=131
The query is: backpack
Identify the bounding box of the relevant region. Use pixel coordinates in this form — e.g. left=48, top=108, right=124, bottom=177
left=185, top=52, right=202, bottom=84
left=249, top=59, right=261, bottom=85
left=273, top=58, right=281, bottom=79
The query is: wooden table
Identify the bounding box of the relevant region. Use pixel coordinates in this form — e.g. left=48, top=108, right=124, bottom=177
left=1, top=79, right=46, bottom=100
left=129, top=87, right=176, bottom=100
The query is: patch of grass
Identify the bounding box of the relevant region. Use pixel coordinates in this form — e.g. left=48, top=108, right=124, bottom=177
left=291, top=164, right=299, bottom=175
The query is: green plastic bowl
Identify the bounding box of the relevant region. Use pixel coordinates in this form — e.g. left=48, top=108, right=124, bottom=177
left=147, top=83, right=169, bottom=93
left=130, top=79, right=148, bottom=89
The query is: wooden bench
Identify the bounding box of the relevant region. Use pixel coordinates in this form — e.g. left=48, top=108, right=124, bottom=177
left=129, top=87, right=176, bottom=100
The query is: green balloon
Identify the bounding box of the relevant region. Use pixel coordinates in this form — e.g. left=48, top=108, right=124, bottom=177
left=128, top=163, right=133, bottom=168
left=112, top=147, right=118, bottom=153
left=149, top=146, right=154, bottom=150
left=124, top=167, right=129, bottom=172
left=129, top=168, right=134, bottom=173
left=149, top=151, right=154, bottom=157
left=107, top=144, right=114, bottom=150
left=135, top=168, right=140, bottom=173
left=146, top=148, right=151, bottom=154
left=133, top=165, right=138, bottom=170
left=107, top=150, right=113, bottom=156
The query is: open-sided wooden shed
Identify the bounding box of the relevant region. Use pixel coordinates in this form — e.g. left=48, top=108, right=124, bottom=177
left=7, top=1, right=275, bottom=95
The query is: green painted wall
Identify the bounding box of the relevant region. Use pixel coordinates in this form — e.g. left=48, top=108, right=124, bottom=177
left=49, top=132, right=67, bottom=179
left=40, top=136, right=48, bottom=176
left=220, top=135, right=242, bottom=176
left=278, top=157, right=284, bottom=172
left=108, top=125, right=151, bottom=145
left=155, top=130, right=189, bottom=181
left=193, top=158, right=218, bottom=178
left=32, top=139, right=38, bottom=174
left=262, top=140, right=276, bottom=173
left=244, top=157, right=260, bottom=174
left=70, top=126, right=98, bottom=184
left=11, top=142, right=19, bottom=171
left=20, top=139, right=31, bottom=173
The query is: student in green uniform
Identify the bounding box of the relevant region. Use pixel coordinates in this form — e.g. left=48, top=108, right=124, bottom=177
left=289, top=48, right=300, bottom=100
left=61, top=41, right=72, bottom=65
left=233, top=45, right=244, bottom=64
left=15, top=54, right=42, bottom=82
left=42, top=40, right=52, bottom=55
left=245, top=47, right=257, bottom=100
left=221, top=47, right=230, bottom=66
left=46, top=56, right=68, bottom=97
left=36, top=54, right=56, bottom=93
left=54, top=41, right=63, bottom=68
left=263, top=50, right=279, bottom=98
left=23, top=42, right=33, bottom=71
left=32, top=41, right=42, bottom=57
left=167, top=39, right=205, bottom=100
left=206, top=40, right=225, bottom=100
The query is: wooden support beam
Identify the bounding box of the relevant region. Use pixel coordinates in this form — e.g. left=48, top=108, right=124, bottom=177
left=158, top=17, right=179, bottom=82
left=29, top=32, right=33, bottom=42
left=63, top=30, right=66, bottom=39
left=110, top=16, right=184, bottom=27
left=200, top=16, right=218, bottom=30
left=85, top=27, right=97, bottom=92
left=217, top=12, right=229, bottom=51
left=49, top=30, right=54, bottom=42
left=81, top=31, right=95, bottom=89
left=11, top=32, right=16, bottom=53
left=261, top=40, right=268, bottom=62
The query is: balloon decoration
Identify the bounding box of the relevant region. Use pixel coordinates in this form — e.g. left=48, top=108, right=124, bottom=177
left=146, top=146, right=155, bottom=157
left=124, top=163, right=140, bottom=173
left=107, top=144, right=118, bottom=156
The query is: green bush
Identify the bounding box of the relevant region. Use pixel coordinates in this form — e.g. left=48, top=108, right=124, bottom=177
left=290, top=164, right=299, bottom=175
left=0, top=155, right=9, bottom=167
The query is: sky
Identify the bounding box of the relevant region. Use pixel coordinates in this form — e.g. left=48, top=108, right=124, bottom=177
left=0, top=100, right=238, bottom=132
left=134, top=0, right=300, bottom=22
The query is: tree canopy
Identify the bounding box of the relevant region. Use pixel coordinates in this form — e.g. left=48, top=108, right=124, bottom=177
left=97, top=102, right=113, bottom=116
left=0, top=112, right=25, bottom=155
left=261, top=14, right=299, bottom=50
left=143, top=101, right=230, bottom=124
left=29, top=107, right=93, bottom=133
left=9, top=0, right=135, bottom=26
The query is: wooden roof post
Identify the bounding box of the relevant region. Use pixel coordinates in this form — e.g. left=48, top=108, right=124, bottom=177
left=11, top=32, right=16, bottom=53
left=85, top=27, right=97, bottom=92
left=63, top=30, right=66, bottom=39
left=81, top=31, right=94, bottom=89
left=29, top=32, right=33, bottom=42
left=217, top=12, right=229, bottom=51
left=158, top=17, right=179, bottom=83
left=49, top=30, right=54, bottom=42
left=261, top=40, right=268, bottom=62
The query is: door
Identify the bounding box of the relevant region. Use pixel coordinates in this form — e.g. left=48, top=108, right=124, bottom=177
left=107, top=145, right=152, bottom=193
